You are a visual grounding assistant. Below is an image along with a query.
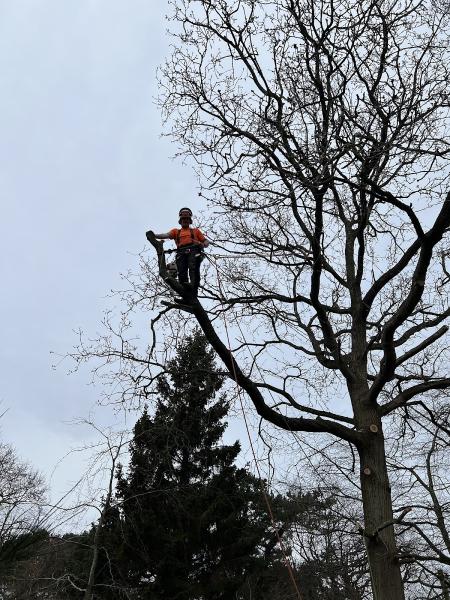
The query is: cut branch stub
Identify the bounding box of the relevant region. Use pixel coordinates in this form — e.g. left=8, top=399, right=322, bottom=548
left=146, top=230, right=186, bottom=298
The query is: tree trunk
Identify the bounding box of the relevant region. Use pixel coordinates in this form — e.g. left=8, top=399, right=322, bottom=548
left=359, top=432, right=405, bottom=600
left=84, top=519, right=102, bottom=600
left=438, top=570, right=450, bottom=600
left=84, top=441, right=120, bottom=600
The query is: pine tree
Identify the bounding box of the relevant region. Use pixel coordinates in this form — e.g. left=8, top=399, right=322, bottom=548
left=114, top=331, right=282, bottom=599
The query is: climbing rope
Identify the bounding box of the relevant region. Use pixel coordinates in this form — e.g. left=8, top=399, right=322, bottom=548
left=208, top=254, right=304, bottom=600
left=155, top=240, right=304, bottom=597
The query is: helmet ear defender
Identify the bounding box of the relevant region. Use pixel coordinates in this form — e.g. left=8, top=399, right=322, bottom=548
left=178, top=207, right=193, bottom=225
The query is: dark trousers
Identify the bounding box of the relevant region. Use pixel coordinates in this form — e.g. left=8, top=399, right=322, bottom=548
left=176, top=246, right=203, bottom=297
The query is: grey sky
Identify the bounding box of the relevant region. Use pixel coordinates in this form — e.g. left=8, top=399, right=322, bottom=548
left=0, top=1, right=200, bottom=499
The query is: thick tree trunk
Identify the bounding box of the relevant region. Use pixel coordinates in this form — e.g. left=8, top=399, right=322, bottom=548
left=359, top=432, right=405, bottom=600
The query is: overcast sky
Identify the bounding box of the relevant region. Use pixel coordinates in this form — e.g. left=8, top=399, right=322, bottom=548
left=0, top=1, right=202, bottom=503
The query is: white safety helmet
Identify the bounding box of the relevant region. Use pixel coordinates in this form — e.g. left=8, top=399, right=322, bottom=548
left=178, top=207, right=193, bottom=224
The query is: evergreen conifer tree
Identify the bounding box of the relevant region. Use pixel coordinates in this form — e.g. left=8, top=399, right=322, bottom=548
left=114, top=331, right=283, bottom=599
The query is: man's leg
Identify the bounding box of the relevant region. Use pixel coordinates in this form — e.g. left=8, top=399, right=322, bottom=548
left=188, top=252, right=202, bottom=298
left=176, top=251, right=189, bottom=286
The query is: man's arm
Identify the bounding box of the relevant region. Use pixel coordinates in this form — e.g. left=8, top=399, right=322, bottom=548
left=195, top=229, right=210, bottom=248
left=146, top=230, right=172, bottom=241
left=193, top=238, right=210, bottom=248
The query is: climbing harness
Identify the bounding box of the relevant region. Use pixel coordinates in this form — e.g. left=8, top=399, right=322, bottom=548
left=164, top=245, right=203, bottom=258
left=162, top=238, right=205, bottom=284
left=208, top=254, right=304, bottom=600
left=176, top=245, right=204, bottom=260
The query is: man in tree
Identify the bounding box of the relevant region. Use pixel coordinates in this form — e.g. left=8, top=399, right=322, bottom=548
left=147, top=208, right=209, bottom=299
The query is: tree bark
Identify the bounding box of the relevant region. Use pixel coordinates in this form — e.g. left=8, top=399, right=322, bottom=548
left=359, top=432, right=404, bottom=600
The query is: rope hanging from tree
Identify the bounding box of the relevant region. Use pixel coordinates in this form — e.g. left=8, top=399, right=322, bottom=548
left=147, top=230, right=304, bottom=599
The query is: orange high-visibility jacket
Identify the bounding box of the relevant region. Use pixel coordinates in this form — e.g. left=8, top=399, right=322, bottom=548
left=169, top=227, right=206, bottom=248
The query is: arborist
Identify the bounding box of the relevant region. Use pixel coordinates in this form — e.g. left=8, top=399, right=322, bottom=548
left=147, top=208, right=209, bottom=299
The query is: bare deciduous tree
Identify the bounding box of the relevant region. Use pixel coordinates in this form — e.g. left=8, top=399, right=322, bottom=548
left=0, top=441, right=47, bottom=598
left=0, top=442, right=46, bottom=550
left=73, top=0, right=450, bottom=598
